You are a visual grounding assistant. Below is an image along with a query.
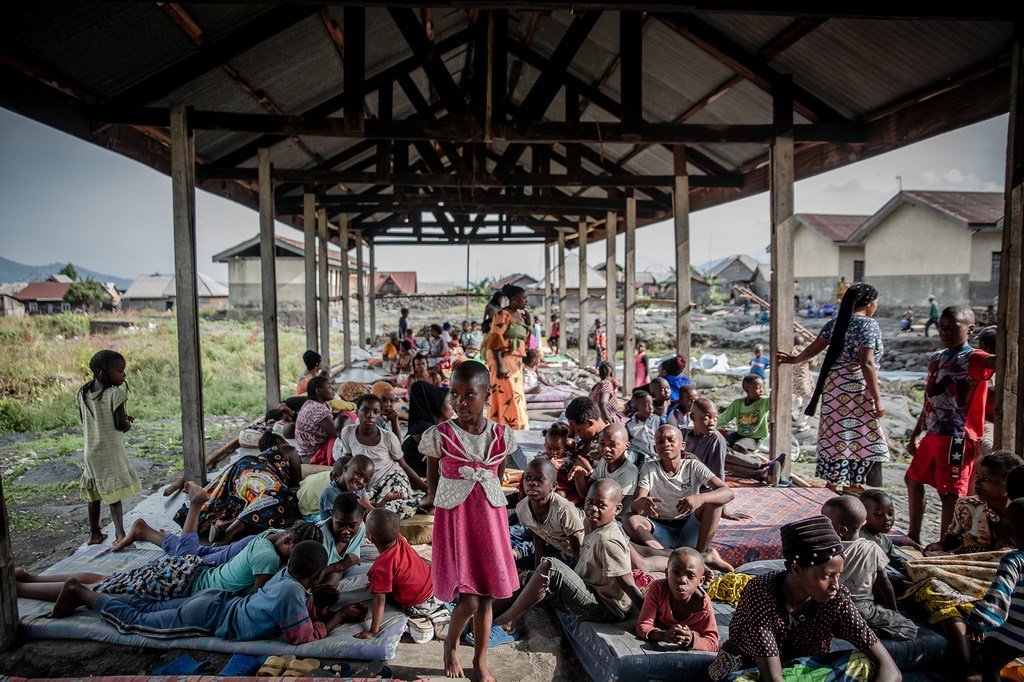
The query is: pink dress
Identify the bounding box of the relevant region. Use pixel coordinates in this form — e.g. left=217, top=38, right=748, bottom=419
left=419, top=419, right=520, bottom=601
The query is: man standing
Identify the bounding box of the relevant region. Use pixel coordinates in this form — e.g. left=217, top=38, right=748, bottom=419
left=924, top=295, right=940, bottom=337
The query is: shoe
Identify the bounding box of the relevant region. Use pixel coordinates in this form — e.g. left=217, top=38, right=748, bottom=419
left=282, top=658, right=320, bottom=678
left=407, top=615, right=434, bottom=644
left=768, top=460, right=781, bottom=486
left=257, top=655, right=295, bottom=677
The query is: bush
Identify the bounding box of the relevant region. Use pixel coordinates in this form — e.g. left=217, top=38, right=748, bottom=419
left=35, top=312, right=89, bottom=339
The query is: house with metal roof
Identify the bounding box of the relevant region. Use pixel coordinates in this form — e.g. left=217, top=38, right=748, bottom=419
left=792, top=213, right=869, bottom=304
left=122, top=274, right=228, bottom=312
left=13, top=281, right=72, bottom=315
left=374, top=271, right=418, bottom=296
left=707, top=254, right=770, bottom=299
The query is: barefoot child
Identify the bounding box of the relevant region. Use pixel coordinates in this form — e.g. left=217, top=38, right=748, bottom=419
left=636, top=547, right=719, bottom=650
left=516, top=458, right=585, bottom=567
left=574, top=423, right=638, bottom=511
left=821, top=496, right=918, bottom=640
left=47, top=541, right=361, bottom=644
left=357, top=509, right=450, bottom=644
left=419, top=361, right=520, bottom=679
left=77, top=350, right=141, bottom=544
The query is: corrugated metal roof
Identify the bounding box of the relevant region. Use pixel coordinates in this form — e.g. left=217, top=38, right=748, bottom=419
left=795, top=214, right=870, bottom=243
left=123, top=274, right=227, bottom=299
left=14, top=281, right=70, bottom=302
left=905, top=190, right=1004, bottom=226
left=375, top=271, right=417, bottom=294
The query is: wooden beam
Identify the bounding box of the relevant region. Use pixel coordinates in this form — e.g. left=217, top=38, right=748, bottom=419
left=343, top=8, right=366, bottom=130
left=564, top=84, right=581, bottom=177
left=673, top=146, right=692, bottom=366
left=170, top=104, right=207, bottom=486
left=259, top=149, right=281, bottom=408
left=543, top=242, right=552, bottom=349
left=317, top=206, right=331, bottom=364
left=605, top=207, right=617, bottom=372
left=368, top=240, right=377, bottom=345
left=304, top=192, right=318, bottom=351
left=0, top=474, right=17, bottom=652
left=995, top=22, right=1023, bottom=453
left=623, top=193, right=637, bottom=393
left=355, top=232, right=366, bottom=349
left=558, top=232, right=567, bottom=356
left=339, top=215, right=352, bottom=368
left=377, top=80, right=393, bottom=177
left=768, top=79, right=795, bottom=480
left=278, top=193, right=665, bottom=214
left=620, top=11, right=644, bottom=131
left=578, top=221, right=589, bottom=368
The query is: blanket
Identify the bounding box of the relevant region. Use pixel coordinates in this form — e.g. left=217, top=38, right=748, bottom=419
left=905, top=550, right=1008, bottom=600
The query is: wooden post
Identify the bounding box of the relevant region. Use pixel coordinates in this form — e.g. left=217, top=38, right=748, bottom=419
left=317, top=206, right=330, bottom=367
left=605, top=209, right=617, bottom=372
left=0, top=474, right=17, bottom=651
left=303, top=192, right=318, bottom=351
left=673, top=146, right=692, bottom=370
left=624, top=193, right=637, bottom=394
left=578, top=221, right=589, bottom=368
left=369, top=239, right=377, bottom=347
left=558, top=231, right=567, bottom=356
left=340, top=215, right=352, bottom=369
left=356, top=232, right=366, bottom=349
left=543, top=242, right=552, bottom=351
left=258, top=148, right=281, bottom=408
left=769, top=78, right=796, bottom=477
left=995, top=23, right=1024, bottom=453
left=170, top=104, right=206, bottom=486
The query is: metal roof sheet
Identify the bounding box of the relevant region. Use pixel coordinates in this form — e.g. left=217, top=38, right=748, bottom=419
left=795, top=214, right=870, bottom=243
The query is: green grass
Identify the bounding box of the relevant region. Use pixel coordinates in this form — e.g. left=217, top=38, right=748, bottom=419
left=0, top=314, right=344, bottom=435
left=8, top=510, right=65, bottom=533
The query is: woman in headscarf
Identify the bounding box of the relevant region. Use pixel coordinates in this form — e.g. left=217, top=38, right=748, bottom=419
left=401, top=381, right=454, bottom=477
left=778, top=283, right=889, bottom=491
left=483, top=284, right=531, bottom=429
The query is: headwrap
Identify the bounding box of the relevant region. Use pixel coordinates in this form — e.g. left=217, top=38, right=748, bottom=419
left=780, top=516, right=843, bottom=567
left=407, top=382, right=448, bottom=437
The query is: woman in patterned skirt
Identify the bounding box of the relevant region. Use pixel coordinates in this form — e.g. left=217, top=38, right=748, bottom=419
left=778, top=283, right=889, bottom=491
left=482, top=284, right=531, bottom=430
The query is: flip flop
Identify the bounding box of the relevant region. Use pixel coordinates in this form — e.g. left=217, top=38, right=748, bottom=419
left=282, top=658, right=321, bottom=677
left=463, top=623, right=519, bottom=647
left=218, top=654, right=265, bottom=676
left=257, top=655, right=295, bottom=677
left=152, top=653, right=208, bottom=676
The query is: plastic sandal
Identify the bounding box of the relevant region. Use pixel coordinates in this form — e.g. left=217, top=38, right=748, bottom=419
left=256, top=655, right=295, bottom=677
left=463, top=623, right=519, bottom=647
left=282, top=658, right=321, bottom=677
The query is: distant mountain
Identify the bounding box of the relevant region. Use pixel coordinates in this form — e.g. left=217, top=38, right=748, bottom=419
left=0, top=256, right=134, bottom=290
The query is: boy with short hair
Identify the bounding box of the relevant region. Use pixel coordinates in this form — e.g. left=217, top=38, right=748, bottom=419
left=626, top=390, right=660, bottom=466
left=495, top=479, right=645, bottom=626
left=749, top=345, right=770, bottom=381
left=358, top=508, right=449, bottom=644
left=693, top=397, right=779, bottom=485
left=906, top=305, right=997, bottom=544
left=636, top=547, right=719, bottom=650
left=718, top=375, right=771, bottom=453
left=574, top=424, right=639, bottom=509
left=565, top=397, right=609, bottom=467
left=317, top=454, right=376, bottom=519
left=517, top=458, right=585, bottom=566
left=398, top=308, right=410, bottom=339
left=625, top=424, right=734, bottom=572
left=667, top=386, right=699, bottom=432
left=317, top=492, right=371, bottom=606
left=859, top=489, right=912, bottom=575
left=822, top=496, right=917, bottom=641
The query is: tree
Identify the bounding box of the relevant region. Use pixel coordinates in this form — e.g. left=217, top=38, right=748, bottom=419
left=64, top=279, right=108, bottom=308
left=58, top=263, right=78, bottom=281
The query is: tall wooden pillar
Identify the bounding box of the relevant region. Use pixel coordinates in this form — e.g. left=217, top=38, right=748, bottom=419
left=995, top=23, right=1024, bottom=453
left=339, top=215, right=352, bottom=369
left=578, top=222, right=589, bottom=368
left=543, top=242, right=552, bottom=351
left=605, top=209, right=617, bottom=370
left=369, top=240, right=377, bottom=347
left=170, top=104, right=206, bottom=486
left=258, top=148, right=281, bottom=408
left=624, top=193, right=637, bottom=393
left=317, top=207, right=330, bottom=367
left=356, top=232, right=366, bottom=350
left=558, top=232, right=567, bottom=355
left=673, top=146, right=692, bottom=370
left=0, top=474, right=17, bottom=651
left=769, top=79, right=796, bottom=477
left=303, top=193, right=318, bottom=352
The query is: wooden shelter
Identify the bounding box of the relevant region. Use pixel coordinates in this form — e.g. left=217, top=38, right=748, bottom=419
left=1, top=3, right=1021, bottom=650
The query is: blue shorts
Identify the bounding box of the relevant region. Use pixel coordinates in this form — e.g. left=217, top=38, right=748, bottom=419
left=162, top=532, right=254, bottom=566
left=648, top=514, right=700, bottom=549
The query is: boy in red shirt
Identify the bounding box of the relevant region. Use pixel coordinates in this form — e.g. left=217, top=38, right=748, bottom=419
left=357, top=508, right=449, bottom=643
left=905, top=306, right=997, bottom=544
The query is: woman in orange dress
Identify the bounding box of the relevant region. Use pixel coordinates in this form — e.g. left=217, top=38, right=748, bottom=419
left=482, top=285, right=530, bottom=429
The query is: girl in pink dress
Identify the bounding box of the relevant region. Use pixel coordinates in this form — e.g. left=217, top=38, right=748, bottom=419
left=420, top=362, right=519, bottom=682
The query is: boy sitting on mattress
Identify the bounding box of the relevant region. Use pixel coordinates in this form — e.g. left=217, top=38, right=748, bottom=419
left=517, top=457, right=585, bottom=567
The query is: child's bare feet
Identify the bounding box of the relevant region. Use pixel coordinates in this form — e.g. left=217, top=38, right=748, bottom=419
left=112, top=518, right=150, bottom=552
left=474, top=658, right=496, bottom=682
left=443, top=643, right=463, bottom=678
left=702, top=547, right=735, bottom=573
left=51, top=579, right=85, bottom=619
left=15, top=568, right=31, bottom=582
left=87, top=531, right=108, bottom=546
left=184, top=481, right=210, bottom=505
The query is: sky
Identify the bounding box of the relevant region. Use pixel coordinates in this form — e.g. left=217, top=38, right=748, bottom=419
left=0, top=108, right=1008, bottom=286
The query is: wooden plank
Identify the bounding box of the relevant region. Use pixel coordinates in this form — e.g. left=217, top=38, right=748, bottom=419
left=605, top=208, right=617, bottom=370
left=624, top=193, right=637, bottom=393
left=673, top=146, right=692, bottom=367
left=543, top=242, right=552, bottom=347
left=162, top=436, right=240, bottom=496
left=0, top=474, right=18, bottom=651
left=258, top=148, right=281, bottom=408
left=343, top=7, right=366, bottom=130
left=995, top=23, right=1023, bottom=453
left=377, top=80, right=393, bottom=177
left=303, top=192, right=318, bottom=351
left=565, top=84, right=581, bottom=177
left=558, top=232, right=568, bottom=356
left=170, top=104, right=207, bottom=487
left=619, top=11, right=643, bottom=131
left=317, top=206, right=331, bottom=365
left=769, top=80, right=796, bottom=478
left=340, top=215, right=352, bottom=369
left=369, top=239, right=377, bottom=346
left=578, top=221, right=589, bottom=368
left=356, top=232, right=366, bottom=349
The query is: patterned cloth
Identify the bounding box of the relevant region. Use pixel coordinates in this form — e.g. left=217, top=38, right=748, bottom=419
left=420, top=419, right=520, bottom=602
left=820, top=315, right=884, bottom=364
left=367, top=467, right=418, bottom=519
left=94, top=554, right=207, bottom=601
left=908, top=550, right=1006, bottom=624
left=295, top=400, right=333, bottom=461
left=174, top=449, right=299, bottom=535
left=588, top=379, right=626, bottom=424
left=78, top=384, right=141, bottom=504
left=483, top=309, right=530, bottom=429
left=948, top=496, right=1006, bottom=552
left=713, top=649, right=875, bottom=682
left=815, top=361, right=889, bottom=487
left=921, top=346, right=993, bottom=438
left=966, top=549, right=1024, bottom=650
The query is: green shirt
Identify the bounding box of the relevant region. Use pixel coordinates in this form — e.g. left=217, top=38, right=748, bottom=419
left=191, top=529, right=283, bottom=595
left=718, top=396, right=770, bottom=440
left=929, top=301, right=940, bottom=319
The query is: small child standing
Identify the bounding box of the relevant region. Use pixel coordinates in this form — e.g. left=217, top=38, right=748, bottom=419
left=749, top=345, right=769, bottom=380
left=517, top=458, right=585, bottom=566
left=575, top=424, right=639, bottom=508
left=822, top=496, right=918, bottom=641
left=906, top=305, right=997, bottom=543
left=636, top=547, right=719, bottom=650
left=77, top=350, right=141, bottom=545
left=420, top=362, right=520, bottom=680
left=626, top=390, right=660, bottom=467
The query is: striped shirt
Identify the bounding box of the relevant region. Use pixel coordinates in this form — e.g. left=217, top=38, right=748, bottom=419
left=967, top=549, right=1024, bottom=649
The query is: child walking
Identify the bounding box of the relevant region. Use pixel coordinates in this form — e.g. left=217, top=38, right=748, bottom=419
left=77, top=350, right=141, bottom=544
left=420, top=361, right=520, bottom=681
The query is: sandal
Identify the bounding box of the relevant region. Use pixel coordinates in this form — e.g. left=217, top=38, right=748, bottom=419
left=282, top=658, right=321, bottom=677
left=257, top=655, right=295, bottom=677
